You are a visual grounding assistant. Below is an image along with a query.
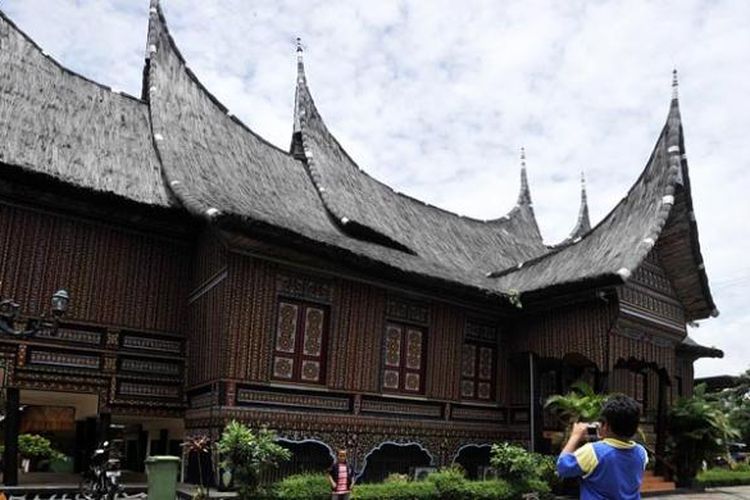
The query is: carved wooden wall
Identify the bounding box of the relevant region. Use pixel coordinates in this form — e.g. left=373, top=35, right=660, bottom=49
left=0, top=204, right=189, bottom=332
left=186, top=230, right=229, bottom=386
left=618, top=248, right=686, bottom=337
left=609, top=319, right=677, bottom=377
left=509, top=300, right=617, bottom=371
left=328, top=278, right=385, bottom=393
left=0, top=203, right=190, bottom=416
left=218, top=253, right=505, bottom=402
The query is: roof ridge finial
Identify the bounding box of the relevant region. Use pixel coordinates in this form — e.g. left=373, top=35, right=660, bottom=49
left=518, top=147, right=531, bottom=206
left=568, top=169, right=591, bottom=238
left=672, top=68, right=679, bottom=100
left=580, top=170, right=587, bottom=198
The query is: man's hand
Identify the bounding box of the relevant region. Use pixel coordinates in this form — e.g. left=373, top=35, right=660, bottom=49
left=562, top=422, right=590, bottom=455
left=570, top=422, right=589, bottom=444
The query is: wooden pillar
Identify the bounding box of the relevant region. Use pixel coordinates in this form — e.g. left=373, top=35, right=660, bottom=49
left=3, top=387, right=20, bottom=486
left=158, top=429, right=169, bottom=455
left=97, top=412, right=111, bottom=444
left=74, top=420, right=87, bottom=473
left=654, top=371, right=669, bottom=476
left=138, top=428, right=149, bottom=472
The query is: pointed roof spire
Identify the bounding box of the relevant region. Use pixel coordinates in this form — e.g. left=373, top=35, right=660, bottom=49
left=517, top=147, right=532, bottom=206
left=667, top=68, right=683, bottom=157
left=572, top=170, right=591, bottom=236
left=291, top=36, right=308, bottom=155
left=296, top=36, right=305, bottom=77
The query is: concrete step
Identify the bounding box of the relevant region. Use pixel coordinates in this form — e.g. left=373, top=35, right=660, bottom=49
left=640, top=472, right=676, bottom=494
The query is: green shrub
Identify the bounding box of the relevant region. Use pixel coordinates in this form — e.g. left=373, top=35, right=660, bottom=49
left=532, top=453, right=562, bottom=493
left=352, top=480, right=437, bottom=499
left=490, top=443, right=538, bottom=482
left=460, top=479, right=514, bottom=499
left=696, top=467, right=750, bottom=487
left=511, top=477, right=551, bottom=498
left=427, top=466, right=467, bottom=496
left=217, top=421, right=291, bottom=498
left=274, top=473, right=331, bottom=500
left=384, top=472, right=411, bottom=483
left=18, top=434, right=64, bottom=460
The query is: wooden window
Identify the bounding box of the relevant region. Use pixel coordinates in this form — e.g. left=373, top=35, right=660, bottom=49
left=632, top=372, right=646, bottom=407
left=272, top=299, right=328, bottom=385
left=460, top=341, right=496, bottom=401
left=382, top=322, right=426, bottom=394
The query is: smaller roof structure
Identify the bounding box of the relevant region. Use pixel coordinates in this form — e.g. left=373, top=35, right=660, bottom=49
left=678, top=335, right=724, bottom=359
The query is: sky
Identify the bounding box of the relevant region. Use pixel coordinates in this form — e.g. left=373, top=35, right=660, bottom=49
left=2, top=0, right=748, bottom=378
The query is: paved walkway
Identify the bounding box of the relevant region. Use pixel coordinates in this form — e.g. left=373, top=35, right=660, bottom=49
left=656, top=486, right=750, bottom=499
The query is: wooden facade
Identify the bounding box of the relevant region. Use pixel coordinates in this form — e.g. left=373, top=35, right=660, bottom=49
left=0, top=2, right=723, bottom=485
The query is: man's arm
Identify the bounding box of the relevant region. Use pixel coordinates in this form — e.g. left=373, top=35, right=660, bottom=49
left=557, top=422, right=598, bottom=478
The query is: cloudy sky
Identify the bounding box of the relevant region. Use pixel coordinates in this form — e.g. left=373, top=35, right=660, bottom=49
left=3, top=0, right=748, bottom=377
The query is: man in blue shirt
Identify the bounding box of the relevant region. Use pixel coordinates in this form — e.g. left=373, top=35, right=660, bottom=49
left=557, top=394, right=648, bottom=499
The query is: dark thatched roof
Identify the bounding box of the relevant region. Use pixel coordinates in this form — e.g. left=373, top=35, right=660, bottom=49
left=0, top=4, right=719, bottom=316
left=291, top=49, right=547, bottom=273
left=0, top=10, right=170, bottom=207
left=488, top=89, right=718, bottom=320
left=143, top=0, right=520, bottom=296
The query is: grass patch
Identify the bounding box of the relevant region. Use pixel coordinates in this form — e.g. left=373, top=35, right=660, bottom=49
left=696, top=467, right=750, bottom=487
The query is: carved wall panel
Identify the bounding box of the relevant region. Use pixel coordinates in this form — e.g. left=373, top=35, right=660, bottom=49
left=610, top=319, right=677, bottom=376
left=510, top=300, right=616, bottom=371
left=236, top=387, right=350, bottom=412
left=619, top=248, right=687, bottom=333
left=0, top=204, right=189, bottom=333
left=27, top=349, right=100, bottom=370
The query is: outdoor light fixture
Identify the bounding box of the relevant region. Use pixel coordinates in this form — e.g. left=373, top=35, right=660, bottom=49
left=51, top=289, right=70, bottom=316
left=0, top=289, right=71, bottom=337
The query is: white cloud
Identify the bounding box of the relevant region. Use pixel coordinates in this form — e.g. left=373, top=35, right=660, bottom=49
left=3, top=0, right=749, bottom=377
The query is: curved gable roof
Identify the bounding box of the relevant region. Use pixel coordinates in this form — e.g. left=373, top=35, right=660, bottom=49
left=0, top=10, right=169, bottom=207
left=143, top=1, right=517, bottom=296
left=490, top=92, right=717, bottom=320
left=0, top=5, right=719, bottom=314
left=292, top=52, right=547, bottom=273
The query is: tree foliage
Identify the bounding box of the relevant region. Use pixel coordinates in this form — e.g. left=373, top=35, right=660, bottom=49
left=544, top=381, right=606, bottom=426
left=707, top=369, right=750, bottom=446
left=667, top=384, right=740, bottom=487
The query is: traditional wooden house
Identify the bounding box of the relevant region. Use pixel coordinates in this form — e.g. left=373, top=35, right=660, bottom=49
left=0, top=0, right=722, bottom=486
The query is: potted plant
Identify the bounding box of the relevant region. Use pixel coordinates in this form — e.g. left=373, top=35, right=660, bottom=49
left=181, top=434, right=211, bottom=500
left=17, top=434, right=64, bottom=472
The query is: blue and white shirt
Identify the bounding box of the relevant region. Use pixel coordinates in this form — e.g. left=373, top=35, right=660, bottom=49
left=557, top=438, right=648, bottom=500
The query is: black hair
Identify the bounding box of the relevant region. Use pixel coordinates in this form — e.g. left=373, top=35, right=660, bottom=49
left=600, top=394, right=641, bottom=438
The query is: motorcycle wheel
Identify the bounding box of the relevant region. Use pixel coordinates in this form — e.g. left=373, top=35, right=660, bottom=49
left=78, top=477, right=100, bottom=500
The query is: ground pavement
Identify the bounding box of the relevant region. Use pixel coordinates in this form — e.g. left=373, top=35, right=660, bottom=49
left=655, top=486, right=750, bottom=499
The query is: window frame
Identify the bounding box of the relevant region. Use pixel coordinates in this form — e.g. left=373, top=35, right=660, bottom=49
left=381, top=321, right=427, bottom=395
left=271, top=298, right=330, bottom=386
left=460, top=339, right=497, bottom=402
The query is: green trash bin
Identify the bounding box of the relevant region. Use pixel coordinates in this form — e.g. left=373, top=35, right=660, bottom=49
left=145, top=455, right=181, bottom=500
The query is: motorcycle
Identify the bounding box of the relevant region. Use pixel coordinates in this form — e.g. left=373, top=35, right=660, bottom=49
left=79, top=440, right=124, bottom=500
